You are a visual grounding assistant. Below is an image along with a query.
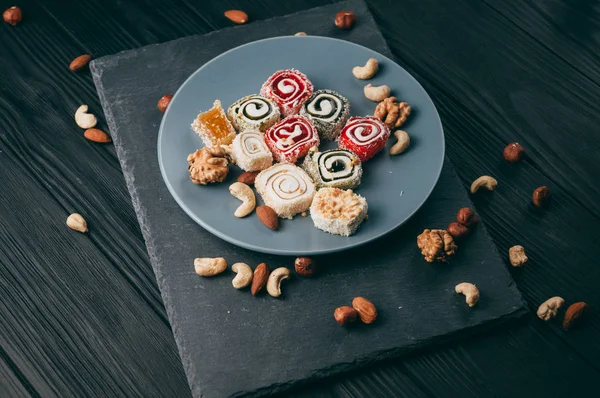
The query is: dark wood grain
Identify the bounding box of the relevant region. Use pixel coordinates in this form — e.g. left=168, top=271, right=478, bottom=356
left=1, top=0, right=599, bottom=397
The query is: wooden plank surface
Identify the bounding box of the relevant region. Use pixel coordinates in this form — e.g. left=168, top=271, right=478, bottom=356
left=1, top=0, right=598, bottom=396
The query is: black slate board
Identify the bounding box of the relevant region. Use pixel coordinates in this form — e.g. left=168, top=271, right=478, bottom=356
left=90, top=0, right=527, bottom=396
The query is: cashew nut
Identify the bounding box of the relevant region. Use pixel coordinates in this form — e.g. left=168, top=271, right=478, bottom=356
left=194, top=257, right=227, bottom=276
left=353, top=58, right=379, bottom=80
left=470, top=175, right=498, bottom=193
left=390, top=130, right=410, bottom=155
left=231, top=262, right=253, bottom=289
left=74, top=105, right=97, bottom=129
left=455, top=282, right=480, bottom=307
left=537, top=296, right=564, bottom=321
left=266, top=267, right=291, bottom=298
left=229, top=182, right=256, bottom=218
left=509, top=245, right=528, bottom=267
left=364, top=84, right=390, bottom=102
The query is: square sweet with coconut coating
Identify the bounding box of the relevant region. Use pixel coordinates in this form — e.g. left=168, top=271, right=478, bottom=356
left=310, top=187, right=368, bottom=236
left=191, top=99, right=237, bottom=147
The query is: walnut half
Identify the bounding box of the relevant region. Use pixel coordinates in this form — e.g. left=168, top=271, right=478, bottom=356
left=187, top=146, right=229, bottom=185
left=417, top=229, right=457, bottom=263
left=374, top=97, right=411, bottom=129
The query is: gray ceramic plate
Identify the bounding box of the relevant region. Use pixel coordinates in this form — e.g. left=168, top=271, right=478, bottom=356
left=158, top=36, right=444, bottom=255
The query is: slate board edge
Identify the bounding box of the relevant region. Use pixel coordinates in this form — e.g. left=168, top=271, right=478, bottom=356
left=89, top=0, right=528, bottom=396
left=91, top=63, right=199, bottom=396
left=90, top=0, right=385, bottom=70
left=234, top=306, right=529, bottom=398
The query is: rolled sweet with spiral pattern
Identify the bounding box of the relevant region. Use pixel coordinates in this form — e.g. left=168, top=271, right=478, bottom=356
left=255, top=163, right=316, bottom=219
left=231, top=131, right=273, bottom=171
left=300, top=89, right=350, bottom=140
left=264, top=115, right=320, bottom=163
left=227, top=94, right=280, bottom=133
left=260, top=69, right=314, bottom=117
left=302, top=147, right=362, bottom=189
left=337, top=116, right=390, bottom=162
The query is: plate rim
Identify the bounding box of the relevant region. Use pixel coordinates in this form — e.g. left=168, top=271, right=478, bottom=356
left=158, top=36, right=445, bottom=256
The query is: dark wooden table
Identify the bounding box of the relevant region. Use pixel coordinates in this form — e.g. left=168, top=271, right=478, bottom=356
left=1, top=0, right=599, bottom=396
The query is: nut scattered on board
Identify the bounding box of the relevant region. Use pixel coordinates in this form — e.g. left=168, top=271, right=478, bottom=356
left=256, top=205, right=279, bottom=230
left=503, top=142, right=525, bottom=163
left=231, top=262, right=253, bottom=289
left=3, top=6, right=22, bottom=26
left=74, top=105, right=98, bottom=129
left=84, top=128, right=111, bottom=143
left=69, top=54, right=92, bottom=72
left=294, top=32, right=307, bottom=36
left=266, top=267, right=291, bottom=298
left=532, top=186, right=550, bottom=207
left=251, top=263, right=269, bottom=295
left=66, top=213, right=88, bottom=233
left=334, top=10, right=356, bottom=29
left=509, top=245, right=528, bottom=267
left=352, top=297, right=377, bottom=324
left=456, top=208, right=478, bottom=227
left=417, top=229, right=457, bottom=263
left=194, top=257, right=227, bottom=276
left=294, top=257, right=315, bottom=277
left=237, top=171, right=259, bottom=185
left=563, top=302, right=588, bottom=331
left=537, top=296, right=564, bottom=321
left=187, top=146, right=229, bottom=185
left=447, top=222, right=469, bottom=240
left=334, top=306, right=358, bottom=325
left=229, top=182, right=256, bottom=218
left=364, top=84, right=391, bottom=102
left=224, top=10, right=248, bottom=24
left=374, top=97, right=411, bottom=129
left=389, top=130, right=410, bottom=155
left=455, top=282, right=480, bottom=307
left=158, top=94, right=173, bottom=113
left=470, top=175, right=497, bottom=194
left=352, top=58, right=378, bottom=80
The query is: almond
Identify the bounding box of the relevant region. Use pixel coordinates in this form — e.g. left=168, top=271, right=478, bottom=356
left=237, top=171, right=259, bottom=185
left=84, top=128, right=111, bottom=143
left=251, top=263, right=269, bottom=295
left=563, top=302, right=587, bottom=331
left=224, top=10, right=248, bottom=24
left=352, top=297, right=377, bottom=324
left=256, top=205, right=278, bottom=230
left=69, top=54, right=92, bottom=72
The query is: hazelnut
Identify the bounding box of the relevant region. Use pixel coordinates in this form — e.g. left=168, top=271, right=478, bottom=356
left=3, top=6, right=22, bottom=26
left=503, top=142, right=525, bottom=163
left=532, top=186, right=550, bottom=207
left=158, top=94, right=173, bottom=113
left=456, top=208, right=478, bottom=227
left=447, top=222, right=469, bottom=240
left=334, top=306, right=358, bottom=325
left=334, top=10, right=356, bottom=29
left=294, top=257, right=315, bottom=277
